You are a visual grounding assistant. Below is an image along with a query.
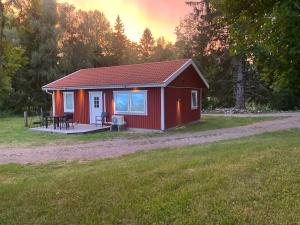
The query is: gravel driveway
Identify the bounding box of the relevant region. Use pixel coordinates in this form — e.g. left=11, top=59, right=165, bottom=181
left=0, top=112, right=300, bottom=164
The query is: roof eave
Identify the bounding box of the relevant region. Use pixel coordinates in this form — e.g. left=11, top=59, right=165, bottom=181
left=42, top=83, right=164, bottom=91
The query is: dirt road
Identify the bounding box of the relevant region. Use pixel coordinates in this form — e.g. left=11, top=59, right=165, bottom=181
left=0, top=112, right=299, bottom=164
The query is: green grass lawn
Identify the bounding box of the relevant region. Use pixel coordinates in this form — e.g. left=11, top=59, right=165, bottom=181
left=0, top=129, right=299, bottom=225
left=0, top=116, right=278, bottom=147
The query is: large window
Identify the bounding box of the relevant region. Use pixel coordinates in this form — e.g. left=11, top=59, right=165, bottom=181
left=63, top=92, right=74, bottom=112
left=114, top=90, right=147, bottom=115
left=191, top=90, right=198, bottom=109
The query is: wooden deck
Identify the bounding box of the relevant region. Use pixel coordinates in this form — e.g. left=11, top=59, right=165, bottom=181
left=30, top=124, right=111, bottom=134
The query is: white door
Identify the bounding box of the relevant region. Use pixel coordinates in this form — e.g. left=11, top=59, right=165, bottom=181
left=89, top=91, right=103, bottom=124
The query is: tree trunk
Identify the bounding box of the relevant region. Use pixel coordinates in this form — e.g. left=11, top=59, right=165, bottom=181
left=0, top=0, right=4, bottom=43
left=0, top=0, right=4, bottom=72
left=233, top=56, right=245, bottom=109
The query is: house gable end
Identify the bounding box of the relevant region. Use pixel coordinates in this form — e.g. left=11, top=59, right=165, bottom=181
left=167, top=65, right=207, bottom=88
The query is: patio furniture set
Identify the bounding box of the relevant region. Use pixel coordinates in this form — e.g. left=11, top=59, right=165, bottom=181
left=33, top=112, right=75, bottom=130
left=31, top=112, right=125, bottom=132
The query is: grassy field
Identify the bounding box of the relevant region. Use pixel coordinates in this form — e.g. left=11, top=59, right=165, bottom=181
left=0, top=116, right=278, bottom=147
left=0, top=129, right=299, bottom=225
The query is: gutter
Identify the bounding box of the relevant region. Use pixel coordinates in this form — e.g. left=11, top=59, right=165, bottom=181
left=42, top=83, right=164, bottom=91
left=45, top=89, right=53, bottom=95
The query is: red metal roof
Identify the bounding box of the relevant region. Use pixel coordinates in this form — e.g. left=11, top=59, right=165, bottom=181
left=43, top=59, right=192, bottom=89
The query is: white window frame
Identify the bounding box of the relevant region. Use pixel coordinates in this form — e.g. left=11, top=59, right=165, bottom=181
left=113, top=90, right=147, bottom=115
left=191, top=90, right=198, bottom=110
left=63, top=91, right=74, bottom=112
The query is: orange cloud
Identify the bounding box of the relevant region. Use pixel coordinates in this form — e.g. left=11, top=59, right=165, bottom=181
left=61, top=0, right=191, bottom=43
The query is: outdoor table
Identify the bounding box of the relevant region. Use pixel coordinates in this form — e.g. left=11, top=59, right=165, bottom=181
left=47, top=115, right=66, bottom=129
left=43, top=114, right=70, bottom=129
left=52, top=115, right=60, bottom=129
left=43, top=116, right=52, bottom=129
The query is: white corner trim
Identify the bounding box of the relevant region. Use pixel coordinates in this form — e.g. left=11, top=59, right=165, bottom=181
left=103, top=93, right=106, bottom=112
left=163, top=59, right=209, bottom=89
left=160, top=87, right=165, bottom=130
left=52, top=93, right=56, bottom=116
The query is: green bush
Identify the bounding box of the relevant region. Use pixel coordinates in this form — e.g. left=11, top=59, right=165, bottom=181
left=270, top=89, right=300, bottom=111
left=245, top=102, right=273, bottom=113
left=202, top=96, right=221, bottom=110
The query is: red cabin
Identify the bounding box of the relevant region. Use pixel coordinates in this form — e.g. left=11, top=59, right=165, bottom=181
left=42, top=59, right=209, bottom=131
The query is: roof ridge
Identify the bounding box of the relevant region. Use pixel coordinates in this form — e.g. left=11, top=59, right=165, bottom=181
left=80, top=58, right=190, bottom=71
left=42, top=58, right=211, bottom=90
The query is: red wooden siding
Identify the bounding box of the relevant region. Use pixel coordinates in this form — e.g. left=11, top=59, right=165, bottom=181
left=74, top=89, right=90, bottom=124
left=54, top=88, right=161, bottom=129
left=54, top=89, right=89, bottom=124
left=164, top=65, right=206, bottom=129
left=104, top=88, right=161, bottom=130
left=168, top=65, right=206, bottom=87
left=54, top=90, right=64, bottom=116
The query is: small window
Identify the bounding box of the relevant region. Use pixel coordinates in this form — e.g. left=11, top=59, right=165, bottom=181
left=191, top=90, right=198, bottom=109
left=114, top=90, right=147, bottom=115
left=94, top=96, right=100, bottom=108
left=63, top=92, right=74, bottom=112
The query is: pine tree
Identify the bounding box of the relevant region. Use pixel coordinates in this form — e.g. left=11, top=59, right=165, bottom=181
left=152, top=36, right=176, bottom=61
left=186, top=0, right=247, bottom=109
left=111, top=15, right=127, bottom=65
left=139, top=28, right=155, bottom=61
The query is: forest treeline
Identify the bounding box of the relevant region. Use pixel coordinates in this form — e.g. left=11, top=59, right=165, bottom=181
left=0, top=0, right=299, bottom=114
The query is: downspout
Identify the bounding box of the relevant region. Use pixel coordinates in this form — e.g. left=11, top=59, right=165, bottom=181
left=44, top=89, right=55, bottom=116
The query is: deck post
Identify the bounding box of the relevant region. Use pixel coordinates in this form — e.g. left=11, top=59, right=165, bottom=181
left=24, top=111, right=28, bottom=127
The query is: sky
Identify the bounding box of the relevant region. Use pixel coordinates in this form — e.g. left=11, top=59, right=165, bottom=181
left=63, top=0, right=192, bottom=43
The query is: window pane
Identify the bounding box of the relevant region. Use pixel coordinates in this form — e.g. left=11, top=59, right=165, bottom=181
left=192, top=92, right=197, bottom=107
left=115, top=93, right=129, bottom=112
left=94, top=96, right=99, bottom=108
left=131, top=92, right=145, bottom=112
left=66, top=93, right=73, bottom=110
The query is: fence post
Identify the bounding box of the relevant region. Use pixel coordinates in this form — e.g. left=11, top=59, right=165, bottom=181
left=24, top=111, right=28, bottom=127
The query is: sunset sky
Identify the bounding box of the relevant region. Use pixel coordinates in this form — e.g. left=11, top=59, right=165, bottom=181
left=63, top=0, right=192, bottom=43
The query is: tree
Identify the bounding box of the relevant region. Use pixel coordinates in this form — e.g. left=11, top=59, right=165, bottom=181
left=0, top=42, right=27, bottom=107
left=0, top=0, right=27, bottom=109
left=0, top=0, right=6, bottom=80
left=8, top=0, right=59, bottom=112
left=175, top=15, right=198, bottom=58
left=152, top=36, right=176, bottom=61
left=111, top=15, right=127, bottom=65
left=181, top=1, right=236, bottom=108
left=0, top=0, right=4, bottom=44
left=185, top=0, right=266, bottom=109
left=122, top=41, right=140, bottom=64
left=139, top=28, right=155, bottom=61
left=57, top=3, right=112, bottom=73
left=215, top=0, right=300, bottom=109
